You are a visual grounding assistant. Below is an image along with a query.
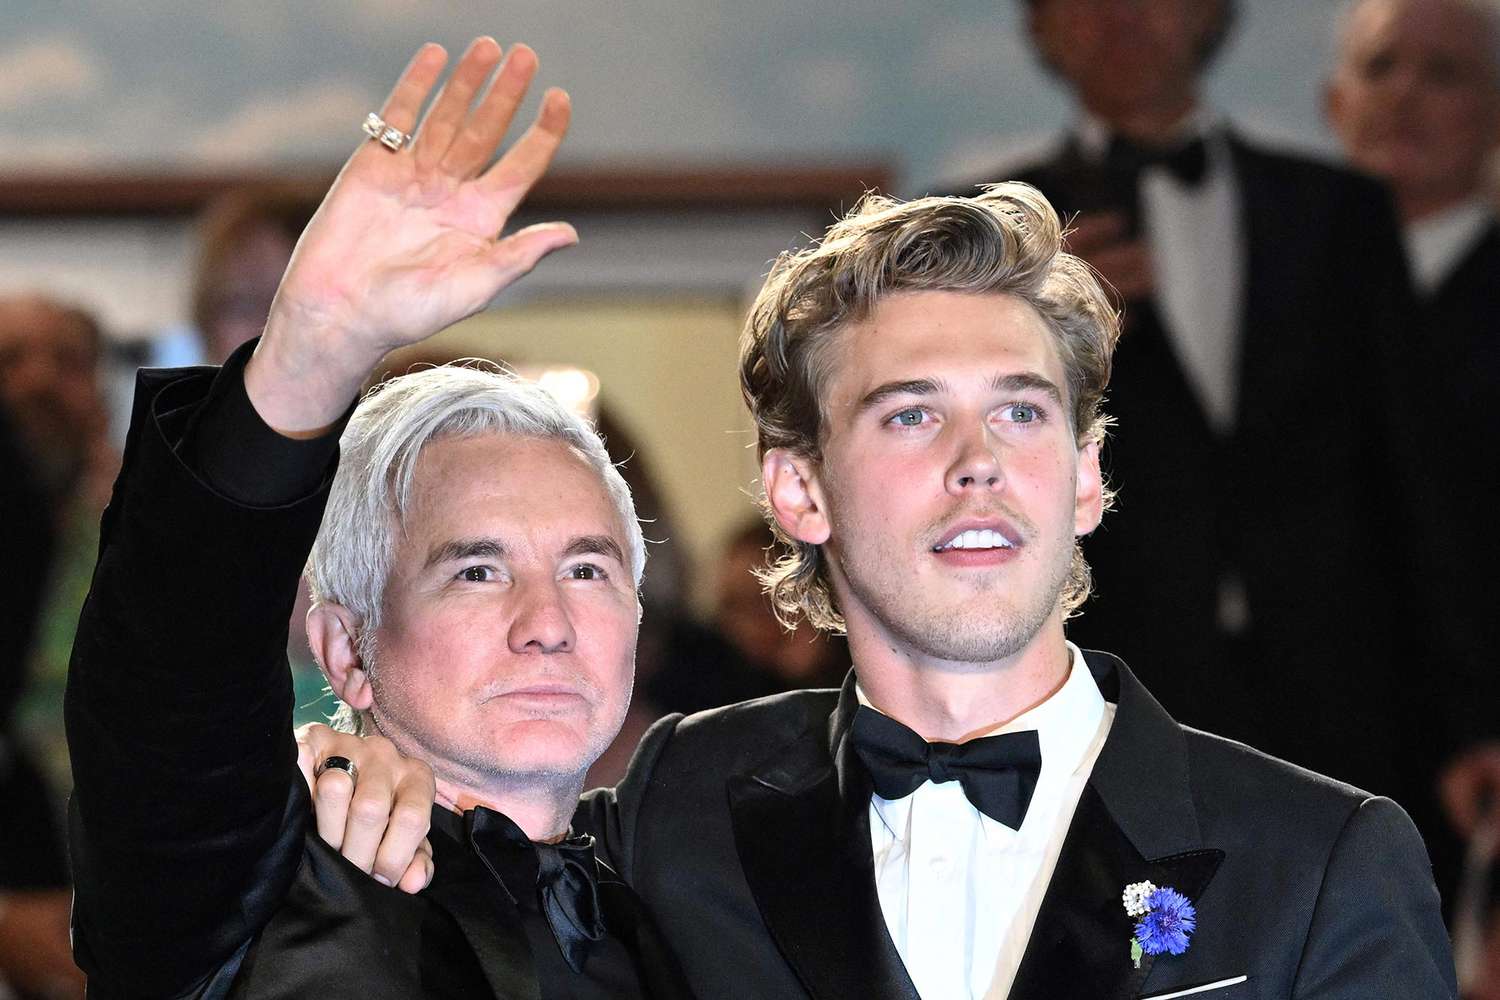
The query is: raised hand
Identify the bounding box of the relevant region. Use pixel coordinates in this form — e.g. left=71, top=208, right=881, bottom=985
left=247, top=38, right=575, bottom=435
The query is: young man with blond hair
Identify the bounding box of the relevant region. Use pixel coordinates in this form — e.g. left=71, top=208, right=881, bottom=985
left=323, top=178, right=1453, bottom=995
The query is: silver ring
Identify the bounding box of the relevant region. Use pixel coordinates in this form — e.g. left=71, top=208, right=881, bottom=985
left=315, top=755, right=359, bottom=785
left=361, top=111, right=412, bottom=152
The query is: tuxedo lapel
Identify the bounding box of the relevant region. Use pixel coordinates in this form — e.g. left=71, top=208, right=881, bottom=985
left=728, top=674, right=919, bottom=1000
left=423, top=825, right=541, bottom=1000
left=1010, top=653, right=1224, bottom=1000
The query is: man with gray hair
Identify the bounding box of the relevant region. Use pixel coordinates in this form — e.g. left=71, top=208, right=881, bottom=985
left=64, top=38, right=689, bottom=997
left=1327, top=0, right=1500, bottom=919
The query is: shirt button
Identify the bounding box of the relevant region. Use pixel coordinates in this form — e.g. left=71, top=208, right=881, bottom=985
left=930, top=857, right=953, bottom=879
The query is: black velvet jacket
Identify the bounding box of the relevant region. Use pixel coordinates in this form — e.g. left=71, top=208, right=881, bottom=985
left=65, top=356, right=691, bottom=999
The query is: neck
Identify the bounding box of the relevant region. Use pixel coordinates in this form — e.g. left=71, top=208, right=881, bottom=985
left=1088, top=92, right=1200, bottom=146
left=849, top=611, right=1073, bottom=742
left=434, top=774, right=581, bottom=843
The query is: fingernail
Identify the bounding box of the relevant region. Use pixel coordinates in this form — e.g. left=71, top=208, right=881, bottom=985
left=374, top=873, right=393, bottom=887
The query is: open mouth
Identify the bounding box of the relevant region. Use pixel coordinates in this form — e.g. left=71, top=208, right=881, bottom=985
left=933, top=527, right=1017, bottom=552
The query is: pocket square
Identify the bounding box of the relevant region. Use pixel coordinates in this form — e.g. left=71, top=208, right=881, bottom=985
left=1142, top=975, right=1249, bottom=999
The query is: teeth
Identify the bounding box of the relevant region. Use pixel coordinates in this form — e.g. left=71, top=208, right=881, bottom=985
left=940, top=528, right=1014, bottom=551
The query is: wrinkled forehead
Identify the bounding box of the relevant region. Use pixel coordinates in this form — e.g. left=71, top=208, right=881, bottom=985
left=400, top=432, right=627, bottom=548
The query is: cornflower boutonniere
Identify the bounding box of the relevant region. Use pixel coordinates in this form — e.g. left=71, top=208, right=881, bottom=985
left=1122, top=881, right=1197, bottom=969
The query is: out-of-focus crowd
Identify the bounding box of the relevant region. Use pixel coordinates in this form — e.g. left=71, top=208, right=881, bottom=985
left=1, top=1, right=1498, bottom=995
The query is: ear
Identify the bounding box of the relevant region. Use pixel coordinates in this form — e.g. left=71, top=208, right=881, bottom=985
left=1074, top=439, right=1104, bottom=537
left=762, top=447, right=831, bottom=546
left=306, top=602, right=373, bottom=711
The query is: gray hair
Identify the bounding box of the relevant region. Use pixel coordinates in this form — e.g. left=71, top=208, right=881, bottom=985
left=307, top=363, right=646, bottom=730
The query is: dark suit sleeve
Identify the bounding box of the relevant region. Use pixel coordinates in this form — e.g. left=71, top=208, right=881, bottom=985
left=65, top=345, right=341, bottom=996
left=575, top=712, right=684, bottom=880
left=1290, top=796, right=1457, bottom=998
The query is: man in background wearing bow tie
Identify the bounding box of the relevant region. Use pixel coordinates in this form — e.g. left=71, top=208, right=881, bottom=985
left=64, top=39, right=692, bottom=998
left=944, top=0, right=1419, bottom=807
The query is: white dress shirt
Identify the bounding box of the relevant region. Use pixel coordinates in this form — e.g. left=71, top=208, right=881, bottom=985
left=1076, top=112, right=1246, bottom=434
left=1403, top=197, right=1493, bottom=297
left=861, top=643, right=1116, bottom=999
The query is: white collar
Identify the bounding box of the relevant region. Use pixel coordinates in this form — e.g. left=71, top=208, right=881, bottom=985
left=1404, top=197, right=1495, bottom=296
left=855, top=642, right=1108, bottom=785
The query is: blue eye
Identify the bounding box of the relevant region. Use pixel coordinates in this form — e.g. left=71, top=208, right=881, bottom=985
left=891, top=408, right=926, bottom=427
left=1002, top=403, right=1040, bottom=424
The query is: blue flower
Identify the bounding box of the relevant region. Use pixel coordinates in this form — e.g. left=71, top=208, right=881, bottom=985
left=1133, top=887, right=1197, bottom=956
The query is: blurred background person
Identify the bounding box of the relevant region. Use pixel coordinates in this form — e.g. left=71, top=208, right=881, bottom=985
left=153, top=188, right=331, bottom=725
left=710, top=519, right=848, bottom=693
left=0, top=295, right=116, bottom=803
left=948, top=0, right=1416, bottom=804
left=0, top=295, right=99, bottom=998
left=1327, top=0, right=1500, bottom=926
left=152, top=187, right=316, bottom=367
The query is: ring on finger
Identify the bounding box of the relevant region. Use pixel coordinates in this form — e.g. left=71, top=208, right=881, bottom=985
left=361, top=112, right=413, bottom=152
left=315, top=755, right=360, bottom=786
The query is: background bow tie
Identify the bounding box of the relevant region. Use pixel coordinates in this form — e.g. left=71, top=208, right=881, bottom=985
left=851, top=705, right=1043, bottom=830
left=1104, top=134, right=1210, bottom=187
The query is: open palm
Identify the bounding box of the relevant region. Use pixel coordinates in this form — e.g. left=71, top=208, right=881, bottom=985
left=273, top=39, right=575, bottom=360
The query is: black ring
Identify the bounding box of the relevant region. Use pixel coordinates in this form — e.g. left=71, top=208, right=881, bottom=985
left=315, top=755, right=359, bottom=785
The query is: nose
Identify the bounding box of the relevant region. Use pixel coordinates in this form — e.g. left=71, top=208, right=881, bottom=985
left=944, top=424, right=1004, bottom=495
left=507, top=581, right=576, bottom=655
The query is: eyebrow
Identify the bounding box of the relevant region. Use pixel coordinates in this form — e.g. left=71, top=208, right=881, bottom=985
left=855, top=371, right=1065, bottom=413
left=562, top=535, right=627, bottom=566
left=423, top=534, right=627, bottom=570
left=425, top=537, right=506, bottom=570
left=990, top=372, right=1065, bottom=406
left=856, top=377, right=946, bottom=413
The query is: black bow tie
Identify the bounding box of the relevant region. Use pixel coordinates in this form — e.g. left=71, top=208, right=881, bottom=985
left=466, top=807, right=606, bottom=973
left=851, top=705, right=1043, bottom=830
left=534, top=837, right=607, bottom=973
left=1104, top=134, right=1210, bottom=187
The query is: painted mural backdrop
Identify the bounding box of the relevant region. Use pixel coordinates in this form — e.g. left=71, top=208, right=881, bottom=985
left=0, top=1, right=1348, bottom=189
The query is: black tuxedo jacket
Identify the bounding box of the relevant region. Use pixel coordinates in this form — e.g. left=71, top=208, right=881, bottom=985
left=579, top=654, right=1454, bottom=999
left=954, top=131, right=1416, bottom=798
left=1404, top=221, right=1500, bottom=749
left=65, top=364, right=691, bottom=999
left=1389, top=221, right=1500, bottom=906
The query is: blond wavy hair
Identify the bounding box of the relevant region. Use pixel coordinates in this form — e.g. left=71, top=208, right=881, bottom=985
left=738, top=182, right=1120, bottom=632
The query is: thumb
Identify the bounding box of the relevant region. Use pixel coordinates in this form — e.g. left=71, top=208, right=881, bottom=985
left=487, top=221, right=579, bottom=280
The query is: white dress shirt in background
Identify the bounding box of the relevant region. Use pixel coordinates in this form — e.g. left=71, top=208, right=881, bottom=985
left=861, top=642, right=1116, bottom=999
left=1403, top=197, right=1493, bottom=297
left=1077, top=113, right=1246, bottom=435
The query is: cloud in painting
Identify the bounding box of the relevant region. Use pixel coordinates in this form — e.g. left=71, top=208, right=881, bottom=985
left=188, top=79, right=370, bottom=164
left=0, top=36, right=104, bottom=112
left=0, top=129, right=106, bottom=169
